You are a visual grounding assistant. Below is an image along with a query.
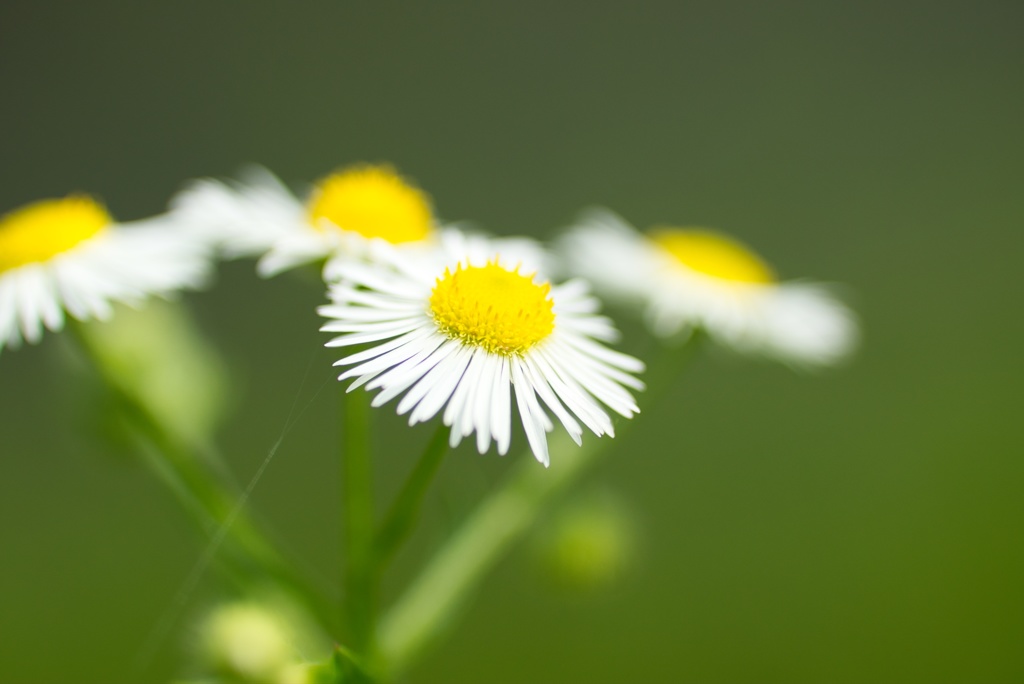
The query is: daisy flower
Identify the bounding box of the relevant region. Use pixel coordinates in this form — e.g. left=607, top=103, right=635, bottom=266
left=318, top=234, right=645, bottom=467
left=560, top=209, right=858, bottom=366
left=0, top=195, right=211, bottom=354
left=171, top=164, right=438, bottom=277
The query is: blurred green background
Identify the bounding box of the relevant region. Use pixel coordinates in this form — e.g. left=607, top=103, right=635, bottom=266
left=2, top=1, right=1022, bottom=682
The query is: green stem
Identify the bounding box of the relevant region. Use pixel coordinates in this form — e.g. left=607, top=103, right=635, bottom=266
left=378, top=429, right=594, bottom=672
left=378, top=334, right=703, bottom=675
left=374, top=423, right=450, bottom=570
left=340, top=387, right=376, bottom=655
left=71, top=325, right=338, bottom=634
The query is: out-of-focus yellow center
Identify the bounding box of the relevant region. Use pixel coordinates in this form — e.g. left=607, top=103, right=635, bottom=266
left=306, top=164, right=433, bottom=243
left=0, top=196, right=111, bottom=274
left=649, top=227, right=775, bottom=284
left=429, top=261, right=555, bottom=355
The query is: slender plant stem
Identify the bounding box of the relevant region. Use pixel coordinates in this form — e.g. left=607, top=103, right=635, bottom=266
left=374, top=423, right=450, bottom=570
left=378, top=334, right=703, bottom=675
left=340, top=387, right=376, bottom=655
left=70, top=325, right=338, bottom=634
left=378, top=429, right=593, bottom=672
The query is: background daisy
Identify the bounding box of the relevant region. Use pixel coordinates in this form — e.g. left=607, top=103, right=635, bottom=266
left=0, top=195, right=211, bottom=354
left=319, top=233, right=644, bottom=466
left=560, top=208, right=858, bottom=367
left=172, top=164, right=440, bottom=278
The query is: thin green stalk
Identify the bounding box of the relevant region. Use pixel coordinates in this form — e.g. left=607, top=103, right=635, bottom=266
left=70, top=325, right=338, bottom=634
left=378, top=334, right=703, bottom=675
left=340, top=387, right=376, bottom=654
left=374, top=422, right=450, bottom=570
left=111, top=367, right=339, bottom=633
left=378, top=429, right=594, bottom=672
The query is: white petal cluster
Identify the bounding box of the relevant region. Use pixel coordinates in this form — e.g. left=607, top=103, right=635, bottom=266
left=171, top=167, right=305, bottom=268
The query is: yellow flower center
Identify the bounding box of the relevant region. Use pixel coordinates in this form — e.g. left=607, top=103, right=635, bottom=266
left=649, top=227, right=775, bottom=284
left=0, top=196, right=111, bottom=274
left=429, top=261, right=555, bottom=355
left=306, top=164, right=433, bottom=243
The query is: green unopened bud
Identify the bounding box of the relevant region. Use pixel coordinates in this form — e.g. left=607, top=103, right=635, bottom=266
left=277, top=663, right=316, bottom=684
left=202, top=603, right=296, bottom=683
left=536, top=490, right=637, bottom=591
left=76, top=299, right=227, bottom=443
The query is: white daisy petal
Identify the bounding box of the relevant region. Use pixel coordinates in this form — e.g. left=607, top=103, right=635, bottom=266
left=458, top=351, right=491, bottom=440
left=510, top=358, right=552, bottom=467
left=553, top=349, right=640, bottom=418
left=338, top=333, right=445, bottom=384
left=531, top=346, right=615, bottom=437
left=521, top=355, right=584, bottom=446
left=332, top=261, right=429, bottom=299
left=408, top=345, right=474, bottom=426
left=324, top=321, right=424, bottom=348
left=170, top=171, right=303, bottom=259
left=444, top=347, right=486, bottom=433
left=759, top=284, right=859, bottom=366
left=34, top=270, right=65, bottom=332
left=324, top=287, right=424, bottom=312
left=16, top=268, right=50, bottom=343
left=332, top=327, right=435, bottom=367
left=0, top=279, right=20, bottom=347
left=258, top=232, right=337, bottom=278
left=367, top=338, right=457, bottom=404
left=559, top=338, right=647, bottom=392
left=556, top=314, right=621, bottom=344
left=321, top=318, right=423, bottom=337
left=472, top=355, right=504, bottom=453
left=550, top=279, right=595, bottom=307
left=397, top=342, right=468, bottom=418
left=317, top=306, right=415, bottom=325
left=491, top=357, right=513, bottom=456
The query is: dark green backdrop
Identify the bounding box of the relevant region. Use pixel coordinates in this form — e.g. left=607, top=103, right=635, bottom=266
left=2, top=2, right=1022, bottom=682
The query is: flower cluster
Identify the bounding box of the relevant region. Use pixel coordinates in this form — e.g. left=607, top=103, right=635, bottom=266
left=0, top=163, right=857, bottom=464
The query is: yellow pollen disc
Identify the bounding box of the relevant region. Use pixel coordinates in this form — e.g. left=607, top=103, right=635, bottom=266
left=429, top=261, right=555, bottom=355
left=649, top=227, right=776, bottom=284
left=306, top=164, right=433, bottom=243
left=0, top=196, right=112, bottom=274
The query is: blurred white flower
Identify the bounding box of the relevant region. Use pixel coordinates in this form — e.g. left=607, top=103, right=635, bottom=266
left=171, top=163, right=440, bottom=278
left=560, top=208, right=858, bottom=367
left=0, top=195, right=211, bottom=354
left=318, top=232, right=644, bottom=466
